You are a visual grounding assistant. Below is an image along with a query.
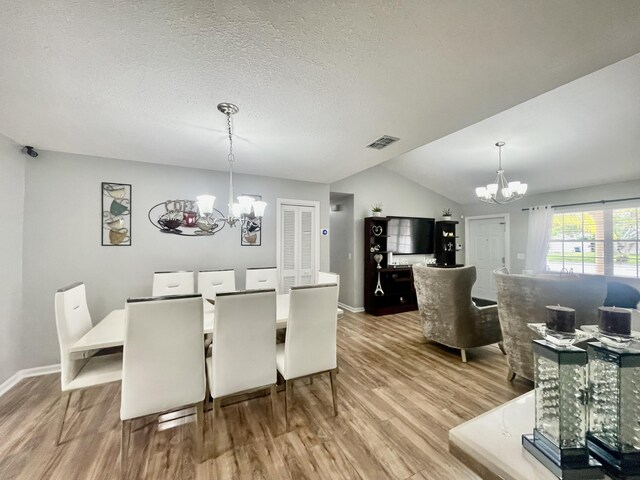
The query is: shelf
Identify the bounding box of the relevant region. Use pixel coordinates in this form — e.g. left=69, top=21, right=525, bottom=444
left=379, top=266, right=412, bottom=272
left=371, top=235, right=390, bottom=238
left=369, top=250, right=390, bottom=254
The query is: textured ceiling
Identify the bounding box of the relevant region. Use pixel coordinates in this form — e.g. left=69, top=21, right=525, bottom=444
left=1, top=1, right=640, bottom=184
left=383, top=53, right=640, bottom=204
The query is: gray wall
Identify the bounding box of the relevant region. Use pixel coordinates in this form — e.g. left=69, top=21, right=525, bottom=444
left=461, top=179, right=640, bottom=288
left=330, top=165, right=463, bottom=309
left=0, top=134, right=25, bottom=384
left=329, top=193, right=356, bottom=307
left=22, top=150, right=329, bottom=370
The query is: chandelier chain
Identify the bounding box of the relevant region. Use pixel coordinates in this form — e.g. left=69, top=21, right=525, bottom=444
left=227, top=114, right=234, bottom=163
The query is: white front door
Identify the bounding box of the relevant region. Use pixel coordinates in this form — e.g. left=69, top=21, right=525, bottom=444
left=279, top=201, right=318, bottom=292
left=467, top=217, right=507, bottom=301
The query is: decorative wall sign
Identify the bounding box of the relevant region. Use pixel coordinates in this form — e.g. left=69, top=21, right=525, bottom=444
left=148, top=200, right=226, bottom=236
left=241, top=194, right=262, bottom=246
left=102, top=182, right=131, bottom=246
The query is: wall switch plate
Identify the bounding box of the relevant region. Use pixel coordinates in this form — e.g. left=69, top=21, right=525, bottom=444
left=517, top=253, right=525, bottom=260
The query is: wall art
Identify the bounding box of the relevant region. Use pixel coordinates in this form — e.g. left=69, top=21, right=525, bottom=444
left=241, top=194, right=262, bottom=246
left=102, top=182, right=131, bottom=246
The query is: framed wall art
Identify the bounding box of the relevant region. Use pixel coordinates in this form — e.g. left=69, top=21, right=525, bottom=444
left=241, top=194, right=262, bottom=246
left=102, top=182, right=131, bottom=246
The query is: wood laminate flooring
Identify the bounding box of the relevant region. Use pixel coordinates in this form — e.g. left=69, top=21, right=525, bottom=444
left=0, top=310, right=531, bottom=480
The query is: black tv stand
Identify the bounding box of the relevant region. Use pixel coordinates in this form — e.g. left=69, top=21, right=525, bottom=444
left=363, top=217, right=418, bottom=316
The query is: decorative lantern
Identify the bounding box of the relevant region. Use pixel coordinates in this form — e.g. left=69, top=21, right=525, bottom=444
left=523, top=306, right=603, bottom=479
left=584, top=307, right=640, bottom=478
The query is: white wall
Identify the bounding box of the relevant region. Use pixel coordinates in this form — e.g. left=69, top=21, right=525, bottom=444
left=0, top=134, right=25, bottom=384
left=330, top=165, right=463, bottom=309
left=330, top=193, right=356, bottom=307
left=21, top=150, right=329, bottom=370
left=462, top=179, right=640, bottom=288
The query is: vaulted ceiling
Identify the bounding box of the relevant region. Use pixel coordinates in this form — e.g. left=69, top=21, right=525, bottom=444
left=1, top=1, right=640, bottom=187
left=384, top=53, right=640, bottom=204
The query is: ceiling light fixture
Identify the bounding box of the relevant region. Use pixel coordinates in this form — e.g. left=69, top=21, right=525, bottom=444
left=197, top=103, right=267, bottom=229
left=475, top=141, right=527, bottom=204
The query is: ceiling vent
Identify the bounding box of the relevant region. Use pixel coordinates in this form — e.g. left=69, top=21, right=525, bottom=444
left=366, top=135, right=399, bottom=150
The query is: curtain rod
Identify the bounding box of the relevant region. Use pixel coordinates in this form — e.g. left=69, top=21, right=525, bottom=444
left=521, top=196, right=640, bottom=211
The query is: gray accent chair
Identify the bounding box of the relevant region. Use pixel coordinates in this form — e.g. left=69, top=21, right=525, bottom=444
left=494, top=268, right=607, bottom=382
left=412, top=264, right=503, bottom=362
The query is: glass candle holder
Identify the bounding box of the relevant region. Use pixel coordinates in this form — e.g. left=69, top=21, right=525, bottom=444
left=522, top=340, right=603, bottom=479
left=587, top=341, right=640, bottom=478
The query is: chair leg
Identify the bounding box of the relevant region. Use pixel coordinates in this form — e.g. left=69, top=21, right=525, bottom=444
left=309, top=376, right=313, bottom=386
left=461, top=349, right=467, bottom=363
left=270, top=384, right=278, bottom=431
left=56, top=391, right=72, bottom=446
left=285, top=380, right=292, bottom=431
left=120, top=420, right=132, bottom=480
left=78, top=390, right=85, bottom=411
left=506, top=368, right=516, bottom=382
left=211, top=398, right=221, bottom=458
left=194, top=402, right=204, bottom=463
left=329, top=370, right=338, bottom=417
left=498, top=342, right=506, bottom=355
left=204, top=382, right=211, bottom=414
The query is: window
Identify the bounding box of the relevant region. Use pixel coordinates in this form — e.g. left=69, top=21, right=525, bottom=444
left=547, top=207, right=639, bottom=278
left=613, top=207, right=639, bottom=277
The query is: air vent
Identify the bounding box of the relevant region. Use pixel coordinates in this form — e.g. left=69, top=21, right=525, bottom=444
left=366, top=135, right=399, bottom=150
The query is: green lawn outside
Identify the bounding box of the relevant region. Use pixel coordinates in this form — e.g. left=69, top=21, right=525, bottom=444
left=547, top=252, right=639, bottom=264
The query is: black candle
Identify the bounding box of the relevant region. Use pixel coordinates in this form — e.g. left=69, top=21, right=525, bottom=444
left=545, top=305, right=576, bottom=333
left=598, top=306, right=631, bottom=336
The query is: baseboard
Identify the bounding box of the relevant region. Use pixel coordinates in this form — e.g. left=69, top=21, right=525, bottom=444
left=0, top=363, right=60, bottom=398
left=338, top=302, right=365, bottom=313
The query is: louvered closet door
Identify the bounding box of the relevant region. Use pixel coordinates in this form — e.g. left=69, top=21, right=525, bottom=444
left=279, top=203, right=317, bottom=292
left=298, top=206, right=316, bottom=285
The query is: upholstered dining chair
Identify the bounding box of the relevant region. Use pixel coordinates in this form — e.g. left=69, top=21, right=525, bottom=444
left=197, top=269, right=236, bottom=313
left=245, top=267, right=279, bottom=293
left=120, top=294, right=205, bottom=478
left=412, top=263, right=503, bottom=363
left=317, top=272, right=343, bottom=320
left=54, top=282, right=123, bottom=446
left=276, top=284, right=339, bottom=430
left=206, top=289, right=277, bottom=453
left=152, top=271, right=194, bottom=297
left=318, top=272, right=340, bottom=290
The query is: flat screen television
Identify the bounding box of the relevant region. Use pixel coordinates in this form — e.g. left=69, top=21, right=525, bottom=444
left=387, top=216, right=435, bottom=254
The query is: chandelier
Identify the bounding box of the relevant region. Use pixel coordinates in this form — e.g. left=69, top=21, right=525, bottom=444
left=196, top=103, right=267, bottom=229
left=475, top=141, right=527, bottom=204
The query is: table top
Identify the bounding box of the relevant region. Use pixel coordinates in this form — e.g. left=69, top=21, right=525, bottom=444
left=70, top=294, right=343, bottom=355
left=449, top=391, right=614, bottom=480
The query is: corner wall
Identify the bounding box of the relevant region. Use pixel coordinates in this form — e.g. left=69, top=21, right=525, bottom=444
left=0, top=134, right=25, bottom=384
left=330, top=193, right=356, bottom=307
left=330, top=165, right=462, bottom=309
left=21, top=150, right=330, bottom=370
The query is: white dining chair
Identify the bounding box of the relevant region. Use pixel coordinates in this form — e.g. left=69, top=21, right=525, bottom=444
left=206, top=289, right=277, bottom=453
left=197, top=269, right=236, bottom=313
left=152, top=271, right=194, bottom=297
left=318, top=272, right=340, bottom=289
left=276, top=283, right=339, bottom=430
left=245, top=267, right=278, bottom=293
left=54, top=282, right=122, bottom=446
left=120, top=294, right=205, bottom=478
left=318, top=272, right=344, bottom=319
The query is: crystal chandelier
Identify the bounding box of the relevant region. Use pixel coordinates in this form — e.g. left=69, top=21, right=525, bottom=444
left=196, top=103, right=267, bottom=228
left=475, top=141, right=527, bottom=204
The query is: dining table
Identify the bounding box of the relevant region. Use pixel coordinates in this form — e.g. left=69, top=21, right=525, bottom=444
left=70, top=293, right=344, bottom=359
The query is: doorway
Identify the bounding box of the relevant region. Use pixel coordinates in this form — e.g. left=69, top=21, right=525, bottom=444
left=277, top=199, right=320, bottom=292
left=465, top=214, right=510, bottom=301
